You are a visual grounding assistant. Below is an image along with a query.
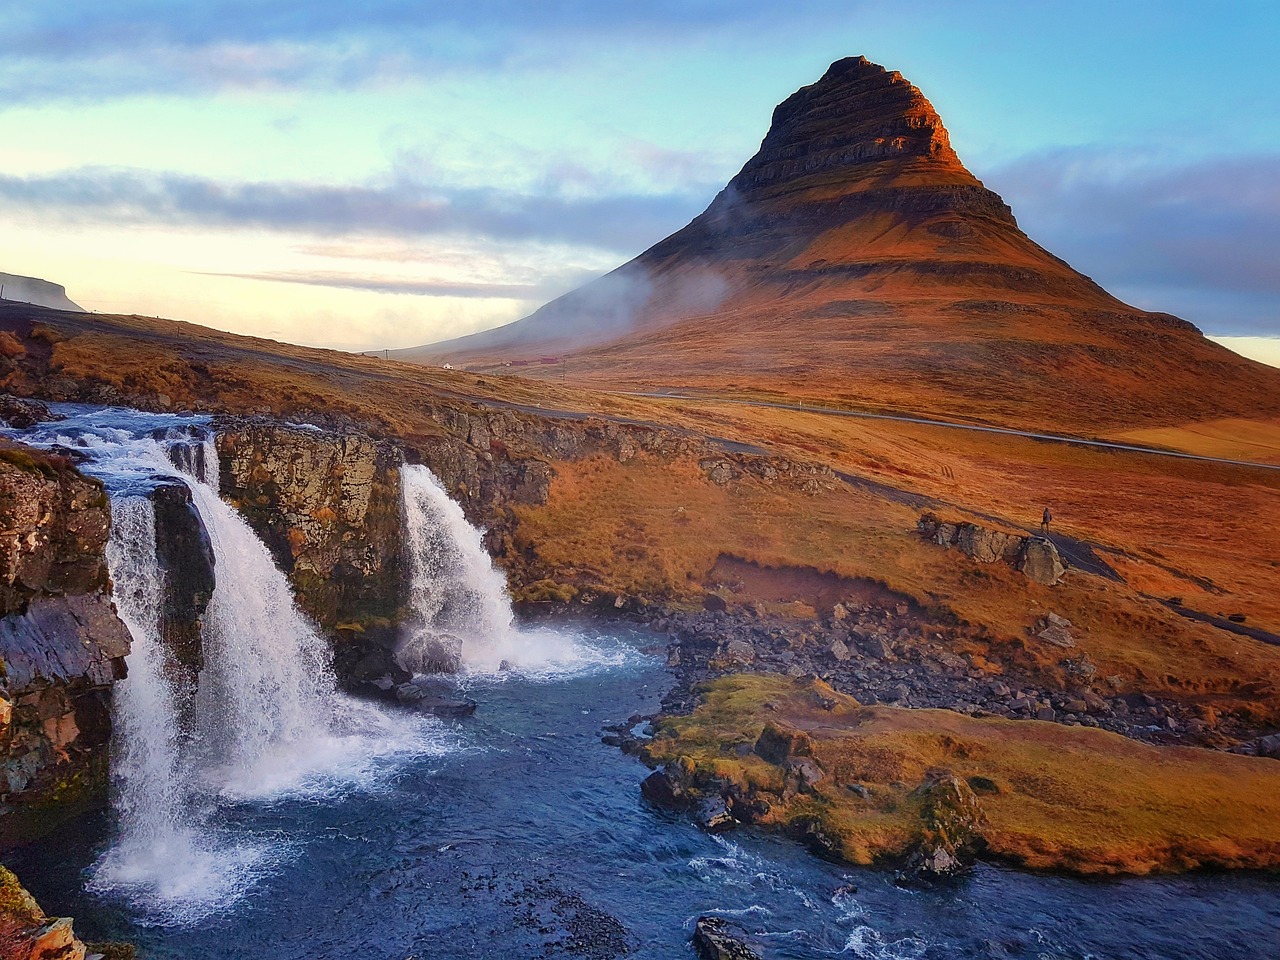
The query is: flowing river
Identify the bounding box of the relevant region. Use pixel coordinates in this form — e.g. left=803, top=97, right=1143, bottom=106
left=4, top=407, right=1277, bottom=959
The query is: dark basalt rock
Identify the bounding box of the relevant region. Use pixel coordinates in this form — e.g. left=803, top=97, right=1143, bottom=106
left=693, top=917, right=761, bottom=960
left=640, top=768, right=693, bottom=810
left=151, top=481, right=215, bottom=693
left=392, top=678, right=477, bottom=718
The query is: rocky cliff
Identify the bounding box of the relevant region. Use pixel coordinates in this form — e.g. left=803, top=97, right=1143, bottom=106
left=0, top=441, right=130, bottom=840
left=214, top=420, right=406, bottom=687
left=212, top=405, right=839, bottom=666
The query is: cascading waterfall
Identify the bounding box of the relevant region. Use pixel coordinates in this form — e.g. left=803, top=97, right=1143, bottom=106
left=5, top=406, right=438, bottom=920
left=399, top=465, right=516, bottom=670
left=398, top=464, right=583, bottom=673
left=93, top=496, right=230, bottom=902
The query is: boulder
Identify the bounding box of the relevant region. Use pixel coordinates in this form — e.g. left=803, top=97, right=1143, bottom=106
left=1035, top=613, right=1075, bottom=649
left=710, top=638, right=755, bottom=670
left=693, top=917, right=761, bottom=960
left=1020, top=538, right=1066, bottom=585
left=754, top=723, right=812, bottom=765
left=696, top=794, right=737, bottom=833
left=899, top=773, right=987, bottom=883
left=397, top=632, right=465, bottom=674
left=640, top=768, right=692, bottom=810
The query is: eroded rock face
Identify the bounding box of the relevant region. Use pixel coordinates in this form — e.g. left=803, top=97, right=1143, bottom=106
left=215, top=419, right=405, bottom=683
left=0, top=863, right=133, bottom=960
left=0, top=443, right=130, bottom=837
left=0, top=445, right=110, bottom=615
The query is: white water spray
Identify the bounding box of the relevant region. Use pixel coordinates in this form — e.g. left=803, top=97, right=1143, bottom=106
left=398, top=464, right=589, bottom=674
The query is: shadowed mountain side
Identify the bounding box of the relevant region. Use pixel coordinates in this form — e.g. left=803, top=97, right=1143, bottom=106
left=404, top=56, right=1280, bottom=433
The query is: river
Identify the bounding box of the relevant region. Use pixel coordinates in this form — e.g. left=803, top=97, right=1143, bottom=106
left=3, top=406, right=1276, bottom=959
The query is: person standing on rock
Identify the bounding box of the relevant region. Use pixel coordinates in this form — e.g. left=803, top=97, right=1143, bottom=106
left=1041, top=506, right=1052, bottom=534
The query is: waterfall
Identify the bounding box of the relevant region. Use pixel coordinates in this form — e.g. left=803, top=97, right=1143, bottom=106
left=6, top=406, right=438, bottom=920
left=95, top=498, right=202, bottom=890
left=184, top=474, right=339, bottom=796
left=398, top=464, right=582, bottom=673
left=399, top=465, right=516, bottom=672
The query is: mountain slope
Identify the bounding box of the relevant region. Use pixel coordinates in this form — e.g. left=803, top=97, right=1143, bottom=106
left=403, top=56, right=1280, bottom=433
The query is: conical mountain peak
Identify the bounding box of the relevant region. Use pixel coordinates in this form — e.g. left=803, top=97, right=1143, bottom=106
left=727, top=55, right=963, bottom=203
left=408, top=56, right=1280, bottom=433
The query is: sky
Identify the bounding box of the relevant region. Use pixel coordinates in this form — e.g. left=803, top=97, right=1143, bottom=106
left=0, top=1, right=1277, bottom=366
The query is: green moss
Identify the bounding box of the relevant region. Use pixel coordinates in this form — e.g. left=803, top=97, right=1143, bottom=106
left=0, top=865, right=45, bottom=925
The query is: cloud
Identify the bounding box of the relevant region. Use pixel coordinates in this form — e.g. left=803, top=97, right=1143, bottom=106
left=985, top=148, right=1280, bottom=336
left=197, top=270, right=555, bottom=299
left=0, top=1, right=858, bottom=102
left=0, top=165, right=709, bottom=254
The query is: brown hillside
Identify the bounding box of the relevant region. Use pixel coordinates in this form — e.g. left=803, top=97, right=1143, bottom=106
left=408, top=56, right=1280, bottom=433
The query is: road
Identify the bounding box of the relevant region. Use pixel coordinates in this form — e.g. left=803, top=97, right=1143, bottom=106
left=623, top=392, right=1280, bottom=472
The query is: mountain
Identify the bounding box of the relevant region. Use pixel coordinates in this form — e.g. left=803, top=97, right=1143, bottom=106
left=0, top=272, right=83, bottom=312
left=400, top=56, right=1280, bottom=432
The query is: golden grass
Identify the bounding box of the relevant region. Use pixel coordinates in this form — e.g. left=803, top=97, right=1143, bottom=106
left=1115, top=417, right=1280, bottom=466
left=648, top=674, right=1280, bottom=874
left=9, top=305, right=1280, bottom=723
left=515, top=453, right=1280, bottom=724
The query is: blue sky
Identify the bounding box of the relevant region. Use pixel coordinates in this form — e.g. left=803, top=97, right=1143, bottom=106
left=0, top=0, right=1277, bottom=363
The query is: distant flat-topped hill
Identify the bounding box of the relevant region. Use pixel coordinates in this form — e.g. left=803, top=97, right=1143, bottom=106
left=402, top=56, right=1280, bottom=433
left=0, top=272, right=83, bottom=312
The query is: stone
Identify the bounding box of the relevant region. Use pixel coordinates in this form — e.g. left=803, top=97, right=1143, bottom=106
left=754, top=723, right=813, bottom=765
left=696, top=795, right=737, bottom=833
left=862, top=635, right=890, bottom=660
left=640, top=768, right=691, bottom=809
left=693, top=917, right=761, bottom=960
left=828, top=638, right=851, bottom=661
left=702, top=593, right=728, bottom=613
left=899, top=774, right=987, bottom=883
left=413, top=695, right=477, bottom=719
left=711, top=638, right=755, bottom=670
left=397, top=632, right=465, bottom=674
left=1020, top=538, right=1067, bottom=586
left=1035, top=615, right=1075, bottom=649
left=0, top=395, right=56, bottom=430
left=784, top=757, right=826, bottom=790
